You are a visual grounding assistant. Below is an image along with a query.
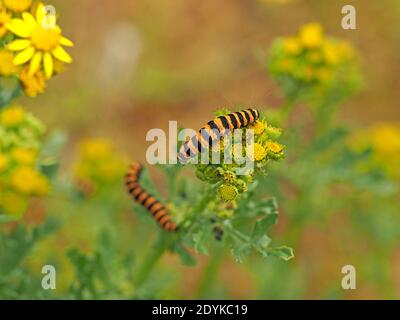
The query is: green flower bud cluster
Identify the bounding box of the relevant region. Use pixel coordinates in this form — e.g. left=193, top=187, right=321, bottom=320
left=195, top=109, right=285, bottom=205
left=0, top=105, right=49, bottom=219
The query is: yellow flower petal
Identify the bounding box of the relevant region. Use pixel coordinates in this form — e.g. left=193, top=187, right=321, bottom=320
left=8, top=39, right=31, bottom=51
left=6, top=19, right=31, bottom=38
left=43, top=52, right=53, bottom=79
left=36, top=3, right=45, bottom=23
left=52, top=45, right=72, bottom=63
left=29, top=51, right=42, bottom=75
left=13, top=47, right=35, bottom=65
left=59, top=36, right=74, bottom=47
left=22, top=12, right=37, bottom=30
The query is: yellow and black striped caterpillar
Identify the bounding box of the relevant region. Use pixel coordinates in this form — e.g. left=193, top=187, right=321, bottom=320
left=125, top=162, right=177, bottom=232
left=177, top=108, right=260, bottom=164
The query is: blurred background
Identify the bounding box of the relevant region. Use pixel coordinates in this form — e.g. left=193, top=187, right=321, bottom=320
left=4, top=0, right=400, bottom=299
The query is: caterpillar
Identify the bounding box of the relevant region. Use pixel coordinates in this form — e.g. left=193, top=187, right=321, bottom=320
left=125, top=162, right=177, bottom=232
left=177, top=108, right=260, bottom=164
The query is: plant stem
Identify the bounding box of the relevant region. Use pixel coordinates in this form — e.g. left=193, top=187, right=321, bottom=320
left=133, top=232, right=174, bottom=289
left=196, top=244, right=225, bottom=299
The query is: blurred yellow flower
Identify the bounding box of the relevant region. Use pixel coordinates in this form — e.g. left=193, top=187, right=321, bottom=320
left=80, top=139, right=113, bottom=161
left=370, top=124, right=400, bottom=156
left=75, top=138, right=127, bottom=190
left=19, top=66, right=47, bottom=97
left=283, top=37, right=301, bottom=55
left=0, top=49, right=19, bottom=76
left=0, top=105, right=25, bottom=128
left=3, top=0, right=32, bottom=12
left=11, top=148, right=37, bottom=165
left=299, top=23, right=323, bottom=48
left=0, top=9, right=11, bottom=37
left=11, top=166, right=40, bottom=193
left=6, top=3, right=74, bottom=79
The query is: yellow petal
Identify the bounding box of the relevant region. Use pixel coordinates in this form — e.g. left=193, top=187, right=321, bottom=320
left=22, top=12, right=37, bottom=31
left=13, top=47, right=35, bottom=65
left=29, top=52, right=42, bottom=75
left=52, top=46, right=72, bottom=64
left=60, top=36, right=74, bottom=47
left=36, top=3, right=45, bottom=23
left=8, top=39, right=31, bottom=51
left=6, top=20, right=31, bottom=38
left=43, top=53, right=53, bottom=79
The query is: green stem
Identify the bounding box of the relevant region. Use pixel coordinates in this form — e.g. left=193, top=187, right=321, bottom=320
left=133, top=232, right=174, bottom=288
left=196, top=245, right=225, bottom=299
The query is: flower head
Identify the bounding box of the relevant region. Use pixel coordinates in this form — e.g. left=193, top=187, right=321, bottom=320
left=247, top=143, right=267, bottom=161
left=299, top=23, right=323, bottom=48
left=19, top=66, right=46, bottom=97
left=11, top=166, right=48, bottom=194
left=0, top=49, right=19, bottom=76
left=0, top=105, right=25, bottom=127
left=6, top=3, right=73, bottom=79
left=251, top=120, right=266, bottom=135
left=218, top=184, right=238, bottom=202
left=11, top=147, right=36, bottom=165
left=3, top=0, right=32, bottom=12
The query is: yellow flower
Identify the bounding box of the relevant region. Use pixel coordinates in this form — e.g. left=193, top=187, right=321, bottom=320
left=19, top=66, right=47, bottom=97
left=0, top=191, right=28, bottom=216
left=11, top=166, right=39, bottom=193
left=0, top=49, right=19, bottom=76
left=247, top=143, right=267, bottom=161
left=267, top=141, right=283, bottom=154
left=0, top=105, right=25, bottom=128
left=97, top=159, right=125, bottom=182
left=218, top=184, right=238, bottom=202
left=251, top=120, right=266, bottom=135
left=283, top=37, right=301, bottom=55
left=11, top=148, right=37, bottom=165
left=6, top=3, right=74, bottom=79
left=323, top=42, right=340, bottom=65
left=3, top=0, right=32, bottom=12
left=0, top=153, right=8, bottom=172
left=0, top=9, right=11, bottom=37
left=299, top=23, right=323, bottom=48
left=370, top=124, right=400, bottom=155
left=80, top=139, right=113, bottom=161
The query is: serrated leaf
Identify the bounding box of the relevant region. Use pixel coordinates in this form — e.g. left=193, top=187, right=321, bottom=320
left=252, top=213, right=278, bottom=242
left=265, top=246, right=294, bottom=261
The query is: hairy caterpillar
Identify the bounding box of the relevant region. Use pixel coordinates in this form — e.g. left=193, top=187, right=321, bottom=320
left=177, top=108, right=260, bottom=164
left=125, top=162, right=177, bottom=232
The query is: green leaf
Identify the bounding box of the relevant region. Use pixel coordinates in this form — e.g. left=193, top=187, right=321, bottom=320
left=231, top=242, right=251, bottom=263
left=265, top=246, right=295, bottom=261
left=252, top=213, right=278, bottom=242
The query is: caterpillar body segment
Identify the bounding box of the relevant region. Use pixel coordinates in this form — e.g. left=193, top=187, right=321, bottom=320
left=177, top=108, right=260, bottom=164
left=125, top=162, right=177, bottom=232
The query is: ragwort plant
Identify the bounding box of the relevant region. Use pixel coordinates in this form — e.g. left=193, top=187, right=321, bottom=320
left=251, top=23, right=400, bottom=298
left=127, top=108, right=294, bottom=291
left=0, top=0, right=73, bottom=298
